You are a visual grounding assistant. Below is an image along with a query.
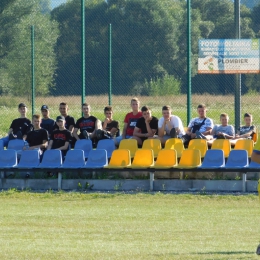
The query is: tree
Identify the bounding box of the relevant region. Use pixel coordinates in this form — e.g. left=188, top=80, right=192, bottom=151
left=0, top=0, right=59, bottom=97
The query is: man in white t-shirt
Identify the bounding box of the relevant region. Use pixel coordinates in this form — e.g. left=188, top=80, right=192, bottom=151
left=182, top=104, right=214, bottom=146
left=157, top=105, right=185, bottom=145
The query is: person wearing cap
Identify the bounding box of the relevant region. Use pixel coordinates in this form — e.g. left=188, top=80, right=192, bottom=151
left=40, top=105, right=55, bottom=137
left=0, top=103, right=32, bottom=147
left=47, top=116, right=71, bottom=159
left=73, top=103, right=101, bottom=145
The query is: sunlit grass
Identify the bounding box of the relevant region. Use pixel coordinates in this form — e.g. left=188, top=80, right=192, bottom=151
left=0, top=191, right=259, bottom=259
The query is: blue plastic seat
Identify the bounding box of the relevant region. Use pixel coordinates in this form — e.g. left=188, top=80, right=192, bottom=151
left=39, top=150, right=62, bottom=169
left=96, top=139, right=115, bottom=158
left=62, top=149, right=85, bottom=169
left=248, top=160, right=260, bottom=169
left=74, top=139, right=93, bottom=159
left=0, top=149, right=17, bottom=168
left=200, top=149, right=225, bottom=168
left=7, top=139, right=25, bottom=151
left=85, top=149, right=108, bottom=168
left=0, top=140, right=4, bottom=150
left=18, top=150, right=40, bottom=168
left=225, top=149, right=249, bottom=168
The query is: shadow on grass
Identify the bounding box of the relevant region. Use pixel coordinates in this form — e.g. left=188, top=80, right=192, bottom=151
left=195, top=251, right=252, bottom=255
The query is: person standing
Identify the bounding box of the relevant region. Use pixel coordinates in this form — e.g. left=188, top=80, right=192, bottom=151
left=40, top=105, right=55, bottom=137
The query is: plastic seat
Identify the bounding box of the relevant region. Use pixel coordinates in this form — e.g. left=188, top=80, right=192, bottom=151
left=39, top=150, right=62, bottom=169
left=165, top=138, right=184, bottom=158
left=130, top=149, right=154, bottom=168
left=61, top=149, right=85, bottom=169
left=118, top=139, right=138, bottom=158
left=211, top=139, right=231, bottom=158
left=18, top=150, right=40, bottom=168
left=0, top=149, right=17, bottom=168
left=7, top=139, right=25, bottom=150
left=225, top=149, right=249, bottom=168
left=96, top=139, right=115, bottom=158
left=85, top=149, right=108, bottom=168
left=176, top=149, right=201, bottom=168
left=248, top=160, right=260, bottom=169
left=187, top=139, right=208, bottom=158
left=105, top=149, right=131, bottom=168
left=152, top=149, right=178, bottom=169
left=0, top=140, right=4, bottom=150
left=74, top=139, right=93, bottom=159
left=234, top=139, right=254, bottom=157
left=200, top=149, right=225, bottom=168
left=142, top=139, right=161, bottom=157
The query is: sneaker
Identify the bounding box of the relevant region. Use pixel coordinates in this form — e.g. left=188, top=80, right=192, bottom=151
left=170, top=128, right=177, bottom=138
left=82, top=130, right=89, bottom=140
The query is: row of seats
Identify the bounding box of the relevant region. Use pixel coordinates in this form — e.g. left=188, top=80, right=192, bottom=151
left=1, top=146, right=259, bottom=171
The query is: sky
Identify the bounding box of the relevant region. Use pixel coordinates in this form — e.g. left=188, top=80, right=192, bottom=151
left=51, top=0, right=67, bottom=9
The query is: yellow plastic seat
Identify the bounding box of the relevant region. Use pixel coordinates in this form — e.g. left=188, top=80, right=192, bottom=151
left=252, top=128, right=258, bottom=143
left=164, top=138, right=184, bottom=158
left=187, top=139, right=208, bottom=158
left=118, top=139, right=138, bottom=158
left=211, top=139, right=231, bottom=158
left=130, top=149, right=154, bottom=168
left=152, top=149, right=178, bottom=169
left=142, top=139, right=161, bottom=157
left=105, top=149, right=131, bottom=168
left=176, top=149, right=201, bottom=168
left=234, top=139, right=254, bottom=157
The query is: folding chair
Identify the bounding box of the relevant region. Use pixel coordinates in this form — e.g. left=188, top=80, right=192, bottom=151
left=18, top=150, right=40, bottom=168
left=74, top=139, right=93, bottom=159
left=118, top=139, right=138, bottom=158
left=142, top=139, right=161, bottom=158
left=7, top=139, right=25, bottom=151
left=200, top=149, right=225, bottom=168
left=0, top=149, right=18, bottom=178
left=96, top=139, right=116, bottom=158
left=106, top=149, right=131, bottom=168
left=85, top=149, right=108, bottom=168
left=165, top=138, right=184, bottom=158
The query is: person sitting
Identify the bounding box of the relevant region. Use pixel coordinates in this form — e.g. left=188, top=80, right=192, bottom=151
left=47, top=116, right=71, bottom=159
left=115, top=97, right=142, bottom=145
left=73, top=103, right=101, bottom=147
left=206, top=113, right=235, bottom=146
left=181, top=104, right=213, bottom=147
left=40, top=105, right=55, bottom=137
left=132, top=106, right=158, bottom=146
left=156, top=105, right=185, bottom=146
left=24, top=114, right=48, bottom=154
left=0, top=103, right=32, bottom=147
left=96, top=106, right=119, bottom=141
left=232, top=113, right=256, bottom=142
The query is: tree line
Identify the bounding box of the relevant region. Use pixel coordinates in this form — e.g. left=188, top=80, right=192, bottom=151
left=1, top=0, right=260, bottom=97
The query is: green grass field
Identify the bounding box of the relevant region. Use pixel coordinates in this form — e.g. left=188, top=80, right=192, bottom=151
left=1, top=191, right=260, bottom=259
left=0, top=94, right=259, bottom=137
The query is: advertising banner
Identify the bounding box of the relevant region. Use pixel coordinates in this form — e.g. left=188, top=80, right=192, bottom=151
left=198, top=39, right=260, bottom=74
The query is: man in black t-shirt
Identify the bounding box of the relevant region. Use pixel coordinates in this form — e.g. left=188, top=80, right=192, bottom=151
left=40, top=105, right=55, bottom=137
left=73, top=103, right=101, bottom=141
left=0, top=103, right=32, bottom=147
left=25, top=114, right=48, bottom=152
left=133, top=106, right=158, bottom=146
left=47, top=116, right=71, bottom=158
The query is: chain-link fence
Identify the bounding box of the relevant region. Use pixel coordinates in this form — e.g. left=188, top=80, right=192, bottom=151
left=0, top=0, right=260, bottom=136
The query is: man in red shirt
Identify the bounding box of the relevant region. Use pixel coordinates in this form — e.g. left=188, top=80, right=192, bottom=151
left=115, top=97, right=142, bottom=145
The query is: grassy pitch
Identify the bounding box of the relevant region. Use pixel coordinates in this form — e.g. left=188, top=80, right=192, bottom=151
left=0, top=190, right=259, bottom=259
